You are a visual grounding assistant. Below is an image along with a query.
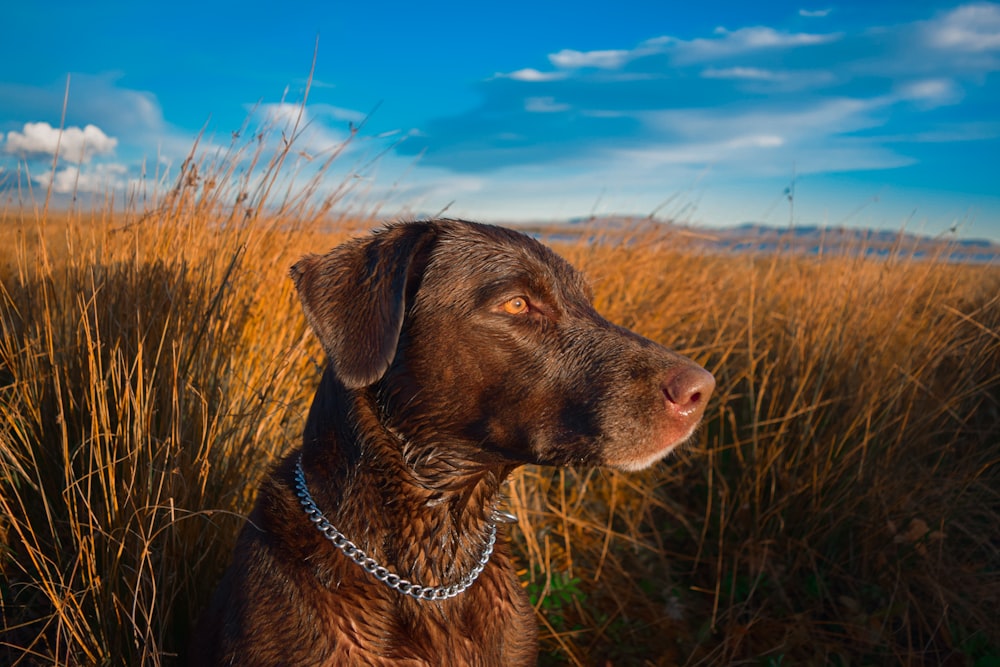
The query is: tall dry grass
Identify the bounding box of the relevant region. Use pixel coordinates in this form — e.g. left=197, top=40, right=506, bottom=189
left=520, top=236, right=1000, bottom=665
left=1, top=120, right=998, bottom=665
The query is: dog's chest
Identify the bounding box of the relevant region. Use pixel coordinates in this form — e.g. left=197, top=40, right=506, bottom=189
left=302, top=567, right=538, bottom=666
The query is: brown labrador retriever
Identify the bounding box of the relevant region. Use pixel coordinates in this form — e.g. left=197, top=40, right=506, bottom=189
left=189, top=219, right=714, bottom=666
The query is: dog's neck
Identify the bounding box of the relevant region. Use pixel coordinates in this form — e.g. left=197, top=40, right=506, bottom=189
left=300, top=367, right=517, bottom=590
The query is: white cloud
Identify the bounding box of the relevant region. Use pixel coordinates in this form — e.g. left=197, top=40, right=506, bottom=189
left=683, top=27, right=838, bottom=64
left=0, top=75, right=167, bottom=146
left=611, top=134, right=910, bottom=179
left=549, top=48, right=632, bottom=69
left=4, top=122, right=117, bottom=163
left=33, top=162, right=128, bottom=194
left=728, top=134, right=785, bottom=148
left=644, top=96, right=883, bottom=142
left=799, top=8, right=832, bottom=18
left=258, top=102, right=306, bottom=126
left=524, top=96, right=570, bottom=113
left=362, top=161, right=487, bottom=214
left=254, top=102, right=350, bottom=156
left=501, top=68, right=568, bottom=82
left=897, top=78, right=963, bottom=106
left=713, top=25, right=836, bottom=48
left=606, top=92, right=923, bottom=175
left=540, top=26, right=841, bottom=74
left=927, top=3, right=1000, bottom=52
left=311, top=103, right=368, bottom=124
left=580, top=109, right=628, bottom=119
left=701, top=67, right=838, bottom=92
left=701, top=66, right=784, bottom=80
left=613, top=133, right=784, bottom=169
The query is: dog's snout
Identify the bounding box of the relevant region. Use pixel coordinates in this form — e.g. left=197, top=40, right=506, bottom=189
left=662, top=366, right=716, bottom=416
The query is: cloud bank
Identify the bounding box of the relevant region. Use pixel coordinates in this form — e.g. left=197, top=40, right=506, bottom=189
left=397, top=2, right=1000, bottom=190
left=927, top=2, right=1000, bottom=51
left=4, top=122, right=117, bottom=163
left=0, top=76, right=374, bottom=200
left=34, top=163, right=128, bottom=195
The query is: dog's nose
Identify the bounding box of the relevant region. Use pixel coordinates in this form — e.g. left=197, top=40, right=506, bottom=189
left=663, top=366, right=715, bottom=417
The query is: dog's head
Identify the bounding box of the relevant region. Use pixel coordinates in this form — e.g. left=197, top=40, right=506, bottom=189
left=291, top=219, right=714, bottom=472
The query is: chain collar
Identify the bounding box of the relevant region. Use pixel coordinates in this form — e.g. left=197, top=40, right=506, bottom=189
left=293, top=454, right=498, bottom=601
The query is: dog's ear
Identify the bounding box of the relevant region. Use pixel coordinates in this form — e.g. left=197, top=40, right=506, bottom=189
left=290, top=222, right=437, bottom=388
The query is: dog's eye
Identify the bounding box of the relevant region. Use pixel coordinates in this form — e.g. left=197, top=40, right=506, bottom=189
left=502, top=296, right=529, bottom=315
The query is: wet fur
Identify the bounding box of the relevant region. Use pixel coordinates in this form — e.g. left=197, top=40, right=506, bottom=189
left=189, top=219, right=714, bottom=665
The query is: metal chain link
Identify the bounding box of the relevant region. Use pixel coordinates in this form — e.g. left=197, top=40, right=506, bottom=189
left=293, top=454, right=497, bottom=601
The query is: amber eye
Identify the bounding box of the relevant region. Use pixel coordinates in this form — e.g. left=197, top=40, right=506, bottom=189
left=502, top=296, right=529, bottom=315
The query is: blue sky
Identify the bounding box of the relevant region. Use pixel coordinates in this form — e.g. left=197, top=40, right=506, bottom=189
left=1, top=1, right=999, bottom=239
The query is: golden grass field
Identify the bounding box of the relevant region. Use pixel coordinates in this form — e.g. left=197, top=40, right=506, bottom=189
left=1, top=130, right=999, bottom=666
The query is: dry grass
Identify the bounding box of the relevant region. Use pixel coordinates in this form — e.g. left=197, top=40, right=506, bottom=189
left=1, top=124, right=998, bottom=666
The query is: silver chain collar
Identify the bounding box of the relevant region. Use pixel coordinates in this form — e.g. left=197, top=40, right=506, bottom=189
left=293, top=454, right=497, bottom=601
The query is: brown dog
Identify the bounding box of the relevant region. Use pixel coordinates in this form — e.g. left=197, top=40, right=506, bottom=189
left=189, top=219, right=714, bottom=666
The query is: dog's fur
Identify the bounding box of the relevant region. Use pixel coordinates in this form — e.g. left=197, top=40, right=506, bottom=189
left=189, top=219, right=714, bottom=666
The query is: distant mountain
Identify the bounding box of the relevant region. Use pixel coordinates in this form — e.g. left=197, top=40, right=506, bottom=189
left=708, top=222, right=1000, bottom=263
left=513, top=217, right=1000, bottom=264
